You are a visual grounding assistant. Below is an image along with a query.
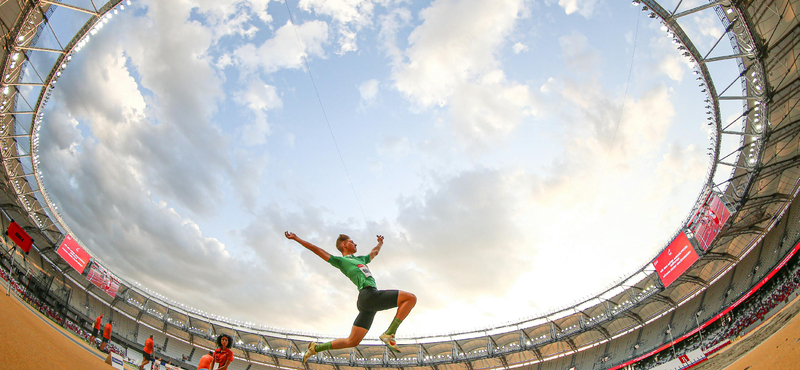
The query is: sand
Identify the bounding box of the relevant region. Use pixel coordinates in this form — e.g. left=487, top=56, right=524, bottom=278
left=0, top=292, right=122, bottom=370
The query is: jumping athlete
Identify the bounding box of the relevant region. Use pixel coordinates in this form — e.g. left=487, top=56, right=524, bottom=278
left=285, top=231, right=417, bottom=363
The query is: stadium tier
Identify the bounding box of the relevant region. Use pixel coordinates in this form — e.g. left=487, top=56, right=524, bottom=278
left=0, top=0, right=798, bottom=370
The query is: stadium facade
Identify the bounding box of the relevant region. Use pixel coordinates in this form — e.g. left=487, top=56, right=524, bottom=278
left=0, top=0, right=798, bottom=370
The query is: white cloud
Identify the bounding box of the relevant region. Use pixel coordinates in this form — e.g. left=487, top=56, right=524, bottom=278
left=359, top=78, right=380, bottom=104
left=57, top=0, right=234, bottom=217
left=299, top=0, right=376, bottom=53
left=391, top=0, right=538, bottom=143
left=512, top=42, right=528, bottom=54
left=557, top=0, right=599, bottom=17
left=651, top=35, right=688, bottom=82
left=559, top=30, right=600, bottom=74
left=299, top=0, right=375, bottom=25
left=234, top=20, right=329, bottom=75
left=36, top=0, right=289, bottom=321
left=187, top=0, right=273, bottom=39
left=690, top=12, right=724, bottom=43
left=235, top=78, right=282, bottom=146
left=376, top=136, right=410, bottom=159
left=395, top=168, right=532, bottom=298
left=377, top=7, right=412, bottom=66
left=219, top=9, right=260, bottom=39
left=391, top=0, right=527, bottom=107
left=449, top=70, right=538, bottom=141
left=216, top=53, right=234, bottom=69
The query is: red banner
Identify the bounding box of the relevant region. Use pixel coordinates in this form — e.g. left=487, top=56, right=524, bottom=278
left=653, top=231, right=700, bottom=288
left=86, top=261, right=120, bottom=298
left=690, top=193, right=731, bottom=250
left=56, top=235, right=91, bottom=274
left=7, top=221, right=33, bottom=253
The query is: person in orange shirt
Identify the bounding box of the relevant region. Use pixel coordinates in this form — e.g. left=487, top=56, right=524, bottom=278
left=100, top=320, right=113, bottom=351
left=139, top=334, right=154, bottom=370
left=197, top=351, right=214, bottom=370
left=211, top=334, right=234, bottom=370
left=89, top=313, right=103, bottom=346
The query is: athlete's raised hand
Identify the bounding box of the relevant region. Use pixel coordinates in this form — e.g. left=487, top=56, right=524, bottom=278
left=286, top=231, right=331, bottom=261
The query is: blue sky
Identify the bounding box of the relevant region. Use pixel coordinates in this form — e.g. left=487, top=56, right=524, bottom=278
left=31, top=0, right=739, bottom=337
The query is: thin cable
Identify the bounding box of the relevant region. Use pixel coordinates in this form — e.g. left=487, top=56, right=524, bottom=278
left=282, top=1, right=374, bottom=238
left=567, top=10, right=641, bottom=256
left=588, top=11, right=641, bottom=209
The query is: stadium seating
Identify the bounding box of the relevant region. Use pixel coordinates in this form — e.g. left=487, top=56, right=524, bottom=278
left=165, top=336, right=193, bottom=362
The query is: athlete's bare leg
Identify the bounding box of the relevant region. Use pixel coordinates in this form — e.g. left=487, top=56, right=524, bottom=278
left=331, top=325, right=369, bottom=349
left=395, top=291, right=416, bottom=320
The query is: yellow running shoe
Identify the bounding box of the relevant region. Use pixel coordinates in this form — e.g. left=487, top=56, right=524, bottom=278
left=379, top=333, right=401, bottom=353
left=303, top=342, right=317, bottom=363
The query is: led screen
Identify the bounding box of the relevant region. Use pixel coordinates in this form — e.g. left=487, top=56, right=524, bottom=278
left=86, top=261, right=120, bottom=298
left=690, top=193, right=731, bottom=250
left=56, top=234, right=91, bottom=274
left=652, top=231, right=699, bottom=288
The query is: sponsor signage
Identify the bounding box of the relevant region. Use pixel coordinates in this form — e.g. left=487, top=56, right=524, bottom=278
left=690, top=193, right=731, bottom=250
left=87, top=261, right=120, bottom=298
left=650, top=349, right=706, bottom=370
left=6, top=221, right=33, bottom=253
left=110, top=352, right=125, bottom=370
left=56, top=235, right=91, bottom=274
left=653, top=231, right=699, bottom=288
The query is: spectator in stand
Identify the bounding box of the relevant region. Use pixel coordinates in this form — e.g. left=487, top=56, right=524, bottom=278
left=139, top=334, right=154, bottom=370
left=100, top=320, right=113, bottom=351
left=89, top=313, right=103, bottom=346
left=212, top=334, right=234, bottom=370
left=197, top=351, right=214, bottom=370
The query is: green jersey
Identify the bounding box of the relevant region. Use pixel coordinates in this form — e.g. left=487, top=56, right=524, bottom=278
left=327, top=254, right=376, bottom=290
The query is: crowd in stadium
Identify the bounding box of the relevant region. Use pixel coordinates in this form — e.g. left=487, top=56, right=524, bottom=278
left=717, top=266, right=800, bottom=341
left=1, top=267, right=64, bottom=325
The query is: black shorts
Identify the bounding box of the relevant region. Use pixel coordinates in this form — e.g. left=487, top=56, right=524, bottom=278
left=102, top=337, right=109, bottom=343
left=92, top=328, right=99, bottom=337
left=144, top=352, right=153, bottom=362
left=353, top=287, right=399, bottom=330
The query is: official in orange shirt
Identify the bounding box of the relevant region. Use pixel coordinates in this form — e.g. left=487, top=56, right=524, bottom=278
left=139, top=334, right=154, bottom=369
left=212, top=334, right=234, bottom=370
left=89, top=314, right=103, bottom=346
left=197, top=351, right=214, bottom=370
left=100, top=320, right=113, bottom=351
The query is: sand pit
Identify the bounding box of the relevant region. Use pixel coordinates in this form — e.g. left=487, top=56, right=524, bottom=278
left=0, top=292, right=122, bottom=370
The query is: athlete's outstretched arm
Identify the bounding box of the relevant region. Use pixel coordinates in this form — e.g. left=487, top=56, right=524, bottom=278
left=369, top=235, right=384, bottom=261
left=285, top=231, right=331, bottom=261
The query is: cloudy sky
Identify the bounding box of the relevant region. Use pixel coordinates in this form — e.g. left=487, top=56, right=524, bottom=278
left=29, top=0, right=740, bottom=337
